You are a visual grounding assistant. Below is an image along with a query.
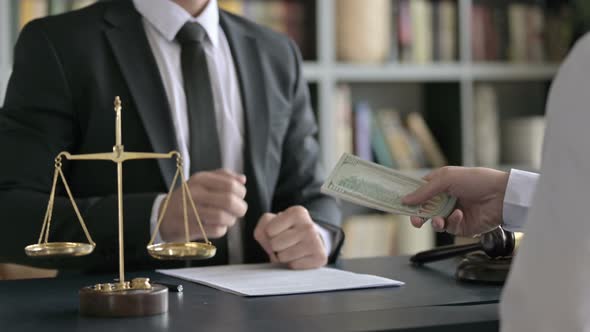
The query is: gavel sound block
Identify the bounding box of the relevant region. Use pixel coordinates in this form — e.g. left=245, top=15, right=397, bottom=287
left=410, top=227, right=523, bottom=284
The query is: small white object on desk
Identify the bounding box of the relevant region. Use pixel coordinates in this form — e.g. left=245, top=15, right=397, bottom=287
left=157, top=263, right=403, bottom=297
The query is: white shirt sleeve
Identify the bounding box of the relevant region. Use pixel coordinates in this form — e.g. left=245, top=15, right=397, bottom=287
left=314, top=224, right=333, bottom=255
left=502, top=169, right=540, bottom=232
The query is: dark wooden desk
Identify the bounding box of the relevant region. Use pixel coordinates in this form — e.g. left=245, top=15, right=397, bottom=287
left=0, top=256, right=502, bottom=331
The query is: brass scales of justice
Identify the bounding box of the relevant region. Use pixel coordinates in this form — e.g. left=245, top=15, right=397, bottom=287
left=23, top=97, right=216, bottom=317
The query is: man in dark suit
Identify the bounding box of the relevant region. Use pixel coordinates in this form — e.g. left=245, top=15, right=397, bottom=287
left=0, top=0, right=342, bottom=272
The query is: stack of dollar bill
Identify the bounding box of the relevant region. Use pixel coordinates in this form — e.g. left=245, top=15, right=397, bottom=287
left=321, top=153, right=456, bottom=218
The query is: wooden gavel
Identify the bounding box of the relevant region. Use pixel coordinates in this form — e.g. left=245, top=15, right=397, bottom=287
left=410, top=227, right=523, bottom=265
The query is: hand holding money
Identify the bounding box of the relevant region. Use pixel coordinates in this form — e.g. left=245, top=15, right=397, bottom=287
left=401, top=166, right=509, bottom=236
left=321, top=153, right=456, bottom=219
left=322, top=155, right=508, bottom=236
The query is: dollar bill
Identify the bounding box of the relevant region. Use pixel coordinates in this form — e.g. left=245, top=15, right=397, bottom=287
left=321, top=153, right=456, bottom=218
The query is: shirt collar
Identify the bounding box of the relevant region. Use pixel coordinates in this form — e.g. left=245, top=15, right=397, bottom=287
left=132, top=0, right=220, bottom=47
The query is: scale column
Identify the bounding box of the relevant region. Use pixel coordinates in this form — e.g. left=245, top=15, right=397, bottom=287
left=114, top=96, right=125, bottom=285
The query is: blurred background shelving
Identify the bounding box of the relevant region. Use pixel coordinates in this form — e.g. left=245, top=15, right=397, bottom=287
left=1, top=0, right=588, bottom=260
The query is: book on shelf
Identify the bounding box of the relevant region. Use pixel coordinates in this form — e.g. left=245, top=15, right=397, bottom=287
left=508, top=3, right=530, bottom=62
left=346, top=95, right=447, bottom=170
left=336, top=0, right=391, bottom=63
left=352, top=101, right=373, bottom=162
left=471, top=0, right=573, bottom=62
left=473, top=83, right=500, bottom=167
left=409, top=0, right=433, bottom=64
left=334, top=84, right=353, bottom=166
left=282, top=0, right=307, bottom=57
left=397, top=0, right=413, bottom=63
left=349, top=105, right=445, bottom=170
left=370, top=112, right=396, bottom=169
left=334, top=0, right=456, bottom=64
left=219, top=0, right=311, bottom=59
left=526, top=4, right=545, bottom=62
left=406, top=112, right=447, bottom=168
left=433, top=0, right=457, bottom=62
left=397, top=0, right=457, bottom=63
left=406, top=131, right=428, bottom=168
left=471, top=2, right=486, bottom=61
left=388, top=2, right=400, bottom=62
left=492, top=1, right=510, bottom=61
left=375, top=109, right=418, bottom=170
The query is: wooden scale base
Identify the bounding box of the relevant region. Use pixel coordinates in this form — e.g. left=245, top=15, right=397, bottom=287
left=79, top=283, right=168, bottom=317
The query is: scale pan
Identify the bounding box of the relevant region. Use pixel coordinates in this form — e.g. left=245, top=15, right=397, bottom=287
left=147, top=242, right=216, bottom=260
left=25, top=242, right=95, bottom=257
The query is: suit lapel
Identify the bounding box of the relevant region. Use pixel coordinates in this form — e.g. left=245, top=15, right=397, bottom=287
left=103, top=1, right=177, bottom=188
left=220, top=12, right=270, bottom=210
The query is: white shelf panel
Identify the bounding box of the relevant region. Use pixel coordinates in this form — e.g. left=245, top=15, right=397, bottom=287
left=470, top=63, right=560, bottom=81
left=332, top=63, right=464, bottom=82
left=303, top=62, right=560, bottom=83
left=302, top=62, right=324, bottom=82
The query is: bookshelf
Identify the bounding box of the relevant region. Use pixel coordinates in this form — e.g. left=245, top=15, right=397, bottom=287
left=307, top=0, right=565, bottom=171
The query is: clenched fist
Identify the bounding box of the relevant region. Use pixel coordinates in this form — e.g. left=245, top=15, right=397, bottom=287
left=254, top=206, right=327, bottom=270
left=159, top=169, right=248, bottom=242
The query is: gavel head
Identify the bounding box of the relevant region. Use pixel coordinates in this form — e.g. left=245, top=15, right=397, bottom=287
left=480, top=227, right=523, bottom=258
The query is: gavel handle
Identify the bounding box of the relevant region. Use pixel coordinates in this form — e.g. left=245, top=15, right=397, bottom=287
left=410, top=243, right=482, bottom=264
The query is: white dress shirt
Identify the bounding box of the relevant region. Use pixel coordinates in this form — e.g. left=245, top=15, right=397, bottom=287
left=500, top=32, right=590, bottom=331
left=132, top=0, right=331, bottom=262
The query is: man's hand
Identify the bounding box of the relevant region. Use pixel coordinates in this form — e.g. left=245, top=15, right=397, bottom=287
left=402, top=166, right=509, bottom=237
left=254, top=206, right=327, bottom=270
left=159, top=169, right=248, bottom=242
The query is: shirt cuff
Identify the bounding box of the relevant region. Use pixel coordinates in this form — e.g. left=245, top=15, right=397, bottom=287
left=150, top=194, right=167, bottom=244
left=314, top=223, right=333, bottom=256
left=502, top=169, right=540, bottom=232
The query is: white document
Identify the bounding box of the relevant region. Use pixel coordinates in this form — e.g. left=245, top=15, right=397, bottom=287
left=157, top=263, right=403, bottom=297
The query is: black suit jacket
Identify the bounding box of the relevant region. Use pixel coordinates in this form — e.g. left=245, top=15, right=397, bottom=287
left=0, top=0, right=343, bottom=272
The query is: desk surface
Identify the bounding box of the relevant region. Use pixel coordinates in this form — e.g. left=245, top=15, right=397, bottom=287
left=0, top=256, right=502, bottom=331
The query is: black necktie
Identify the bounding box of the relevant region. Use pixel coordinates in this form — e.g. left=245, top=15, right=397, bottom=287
left=176, top=23, right=230, bottom=265
left=176, top=22, right=222, bottom=173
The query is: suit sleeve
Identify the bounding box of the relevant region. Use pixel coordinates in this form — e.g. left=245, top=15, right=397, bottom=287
left=270, top=39, right=344, bottom=263
left=0, top=20, right=159, bottom=272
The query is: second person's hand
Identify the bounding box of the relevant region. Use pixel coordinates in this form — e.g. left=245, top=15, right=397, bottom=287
left=401, top=166, right=509, bottom=237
